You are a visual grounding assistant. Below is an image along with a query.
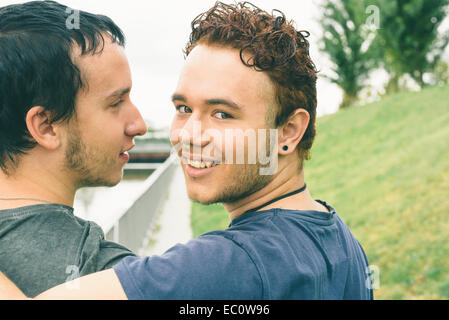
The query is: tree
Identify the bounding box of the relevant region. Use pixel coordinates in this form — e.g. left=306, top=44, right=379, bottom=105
left=377, top=0, right=449, bottom=92
left=319, top=0, right=380, bottom=109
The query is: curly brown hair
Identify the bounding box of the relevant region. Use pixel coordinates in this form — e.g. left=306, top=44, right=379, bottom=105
left=184, top=1, right=318, bottom=163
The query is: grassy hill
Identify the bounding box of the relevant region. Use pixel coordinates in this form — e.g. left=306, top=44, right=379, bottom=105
left=190, top=84, right=449, bottom=299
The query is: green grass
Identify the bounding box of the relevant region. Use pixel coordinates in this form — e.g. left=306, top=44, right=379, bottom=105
left=190, top=84, right=449, bottom=299
left=191, top=202, right=229, bottom=238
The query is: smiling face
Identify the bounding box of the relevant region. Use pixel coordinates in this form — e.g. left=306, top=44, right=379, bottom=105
left=170, top=44, right=279, bottom=204
left=62, top=37, right=147, bottom=189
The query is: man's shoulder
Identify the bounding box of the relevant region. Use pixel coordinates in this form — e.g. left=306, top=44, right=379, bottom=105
left=0, top=203, right=89, bottom=238
left=0, top=204, right=97, bottom=296
left=113, top=234, right=263, bottom=299
left=163, top=232, right=254, bottom=264
left=0, top=203, right=133, bottom=274
left=0, top=203, right=74, bottom=219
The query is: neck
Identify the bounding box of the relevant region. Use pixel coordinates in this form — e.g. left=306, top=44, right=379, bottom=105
left=223, top=161, right=326, bottom=220
left=0, top=155, right=76, bottom=209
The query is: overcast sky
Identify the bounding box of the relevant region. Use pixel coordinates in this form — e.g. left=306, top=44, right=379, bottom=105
left=67, top=0, right=340, bottom=129
left=3, top=0, right=448, bottom=129
left=3, top=0, right=342, bottom=128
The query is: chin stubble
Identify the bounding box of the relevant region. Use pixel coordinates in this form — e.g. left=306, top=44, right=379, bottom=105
left=194, top=163, right=273, bottom=205
left=64, top=127, right=119, bottom=189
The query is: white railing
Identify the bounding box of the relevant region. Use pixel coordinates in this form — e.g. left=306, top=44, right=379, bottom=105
left=104, top=153, right=179, bottom=255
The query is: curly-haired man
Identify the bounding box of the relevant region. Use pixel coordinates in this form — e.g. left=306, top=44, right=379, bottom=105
left=0, top=2, right=372, bottom=300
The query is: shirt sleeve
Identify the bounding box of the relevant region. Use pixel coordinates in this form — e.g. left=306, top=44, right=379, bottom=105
left=76, top=221, right=135, bottom=275
left=96, top=239, right=136, bottom=269
left=113, top=234, right=263, bottom=300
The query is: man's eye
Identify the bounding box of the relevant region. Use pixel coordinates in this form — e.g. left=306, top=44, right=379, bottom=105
left=111, top=99, right=124, bottom=107
left=214, top=111, right=233, bottom=120
left=176, top=105, right=192, bottom=113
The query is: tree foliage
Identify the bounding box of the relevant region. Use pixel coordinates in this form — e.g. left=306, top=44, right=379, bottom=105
left=319, top=0, right=449, bottom=106
left=376, top=0, right=449, bottom=91
left=319, top=0, right=379, bottom=109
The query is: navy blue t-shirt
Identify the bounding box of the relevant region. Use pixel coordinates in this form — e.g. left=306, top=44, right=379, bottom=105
left=113, top=200, right=373, bottom=299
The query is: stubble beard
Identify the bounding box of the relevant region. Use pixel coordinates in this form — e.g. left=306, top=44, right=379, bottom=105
left=64, top=125, right=121, bottom=189
left=189, top=128, right=277, bottom=206
left=193, top=162, right=274, bottom=205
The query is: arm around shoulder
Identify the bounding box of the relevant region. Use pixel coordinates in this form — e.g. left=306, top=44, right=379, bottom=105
left=1, top=268, right=127, bottom=300
left=34, top=269, right=128, bottom=300
left=0, top=271, right=29, bottom=300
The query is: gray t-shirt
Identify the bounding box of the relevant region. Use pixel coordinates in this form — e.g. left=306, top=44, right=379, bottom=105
left=0, top=203, right=135, bottom=297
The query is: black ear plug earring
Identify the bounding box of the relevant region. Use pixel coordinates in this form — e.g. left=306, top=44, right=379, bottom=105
left=282, top=145, right=288, bottom=151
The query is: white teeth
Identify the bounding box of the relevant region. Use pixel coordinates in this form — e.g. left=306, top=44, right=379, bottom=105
left=187, top=159, right=216, bottom=169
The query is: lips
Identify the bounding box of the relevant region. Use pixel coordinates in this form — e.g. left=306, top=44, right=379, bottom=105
left=185, top=161, right=218, bottom=178
left=179, top=143, right=222, bottom=177
left=119, top=144, right=135, bottom=162
left=184, top=158, right=218, bottom=169
left=181, top=154, right=221, bottom=178
left=119, top=151, right=130, bottom=162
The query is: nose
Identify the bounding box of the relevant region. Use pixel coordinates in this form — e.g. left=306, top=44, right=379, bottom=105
left=125, top=102, right=147, bottom=137
left=177, top=113, right=209, bottom=148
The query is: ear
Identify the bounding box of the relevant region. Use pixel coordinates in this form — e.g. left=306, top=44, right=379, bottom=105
left=25, top=106, right=62, bottom=150
left=278, top=108, right=310, bottom=155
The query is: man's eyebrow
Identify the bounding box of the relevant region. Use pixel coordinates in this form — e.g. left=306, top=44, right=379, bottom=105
left=171, top=93, right=186, bottom=102
left=205, top=98, right=241, bottom=110
left=106, top=87, right=131, bottom=99
left=171, top=94, right=241, bottom=110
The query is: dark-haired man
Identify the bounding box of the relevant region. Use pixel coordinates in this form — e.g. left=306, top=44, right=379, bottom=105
left=0, top=1, right=146, bottom=297
left=0, top=2, right=372, bottom=300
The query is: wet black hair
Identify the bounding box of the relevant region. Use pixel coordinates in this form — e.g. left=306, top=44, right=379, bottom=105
left=0, top=0, right=125, bottom=173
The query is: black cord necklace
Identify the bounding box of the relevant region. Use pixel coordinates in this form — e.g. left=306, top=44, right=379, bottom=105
left=245, top=184, right=307, bottom=213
